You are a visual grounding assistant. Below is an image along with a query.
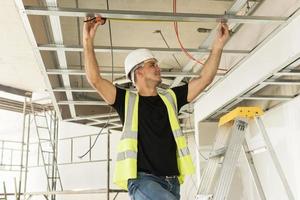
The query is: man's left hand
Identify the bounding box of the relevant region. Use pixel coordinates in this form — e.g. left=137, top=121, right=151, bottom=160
left=212, top=22, right=230, bottom=50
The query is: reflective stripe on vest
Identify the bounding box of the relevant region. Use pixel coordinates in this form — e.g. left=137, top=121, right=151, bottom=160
left=117, top=150, right=137, bottom=161
left=113, top=89, right=195, bottom=190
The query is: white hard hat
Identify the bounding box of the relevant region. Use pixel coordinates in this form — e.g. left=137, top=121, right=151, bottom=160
left=124, top=49, right=155, bottom=81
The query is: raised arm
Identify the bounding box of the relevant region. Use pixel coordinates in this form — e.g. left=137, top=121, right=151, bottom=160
left=83, top=16, right=116, bottom=105
left=187, top=23, right=230, bottom=102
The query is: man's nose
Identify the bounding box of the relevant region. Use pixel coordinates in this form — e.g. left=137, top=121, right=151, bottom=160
left=156, top=65, right=160, bottom=72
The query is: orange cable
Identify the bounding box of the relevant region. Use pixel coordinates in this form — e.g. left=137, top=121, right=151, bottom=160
left=172, top=0, right=227, bottom=72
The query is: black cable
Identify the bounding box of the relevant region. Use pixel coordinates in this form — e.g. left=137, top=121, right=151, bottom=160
left=78, top=107, right=113, bottom=159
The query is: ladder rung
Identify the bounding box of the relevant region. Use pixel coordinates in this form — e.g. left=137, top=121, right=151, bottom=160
left=39, top=138, right=51, bottom=141
left=195, top=194, right=213, bottom=200
left=34, top=113, right=46, bottom=117
left=38, top=132, right=51, bottom=136
left=44, top=163, right=52, bottom=166
left=37, top=126, right=48, bottom=129
left=209, top=147, right=227, bottom=158
left=48, top=177, right=60, bottom=179
left=42, top=150, right=54, bottom=154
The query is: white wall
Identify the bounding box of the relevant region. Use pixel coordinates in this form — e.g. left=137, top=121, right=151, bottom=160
left=0, top=109, right=24, bottom=141
left=247, top=96, right=300, bottom=200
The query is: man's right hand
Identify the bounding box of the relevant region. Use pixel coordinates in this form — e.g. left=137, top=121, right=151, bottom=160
left=83, top=15, right=116, bottom=105
left=83, top=15, right=106, bottom=43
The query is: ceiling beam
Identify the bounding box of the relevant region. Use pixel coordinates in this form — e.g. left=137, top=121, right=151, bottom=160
left=53, top=88, right=96, bottom=92
left=262, top=80, right=300, bottom=85
left=276, top=71, right=300, bottom=76
left=0, top=84, right=32, bottom=97
left=45, top=0, right=77, bottom=118
left=63, top=113, right=118, bottom=122
left=239, top=95, right=294, bottom=101
left=47, top=69, right=225, bottom=77
left=24, top=6, right=286, bottom=24
left=57, top=101, right=107, bottom=105
left=38, top=44, right=249, bottom=56
left=48, top=65, right=125, bottom=71
left=55, top=87, right=193, bottom=93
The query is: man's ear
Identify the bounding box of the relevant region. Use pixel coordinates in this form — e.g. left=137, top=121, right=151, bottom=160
left=136, top=67, right=143, bottom=77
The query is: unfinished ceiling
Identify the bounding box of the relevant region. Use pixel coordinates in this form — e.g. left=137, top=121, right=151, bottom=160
left=1, top=0, right=299, bottom=129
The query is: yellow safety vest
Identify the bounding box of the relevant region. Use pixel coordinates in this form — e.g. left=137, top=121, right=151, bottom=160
left=113, top=89, right=195, bottom=190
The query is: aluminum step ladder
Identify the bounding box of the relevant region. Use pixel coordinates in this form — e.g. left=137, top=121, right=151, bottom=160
left=196, top=107, right=295, bottom=200
left=30, top=103, right=63, bottom=199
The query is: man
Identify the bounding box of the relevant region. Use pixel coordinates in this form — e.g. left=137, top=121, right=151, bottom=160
left=83, top=16, right=229, bottom=200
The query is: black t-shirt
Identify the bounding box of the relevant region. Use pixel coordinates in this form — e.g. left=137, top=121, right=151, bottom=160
left=112, top=84, right=188, bottom=176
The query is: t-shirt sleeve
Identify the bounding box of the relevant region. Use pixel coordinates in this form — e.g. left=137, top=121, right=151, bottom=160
left=111, top=86, right=126, bottom=124
left=171, top=84, right=188, bottom=112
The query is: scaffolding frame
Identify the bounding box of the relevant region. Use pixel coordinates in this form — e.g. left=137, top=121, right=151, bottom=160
left=0, top=94, right=121, bottom=200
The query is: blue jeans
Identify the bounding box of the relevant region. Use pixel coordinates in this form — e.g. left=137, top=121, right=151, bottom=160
left=128, top=172, right=180, bottom=200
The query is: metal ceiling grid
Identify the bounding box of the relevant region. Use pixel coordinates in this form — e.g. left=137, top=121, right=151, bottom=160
left=14, top=0, right=292, bottom=128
